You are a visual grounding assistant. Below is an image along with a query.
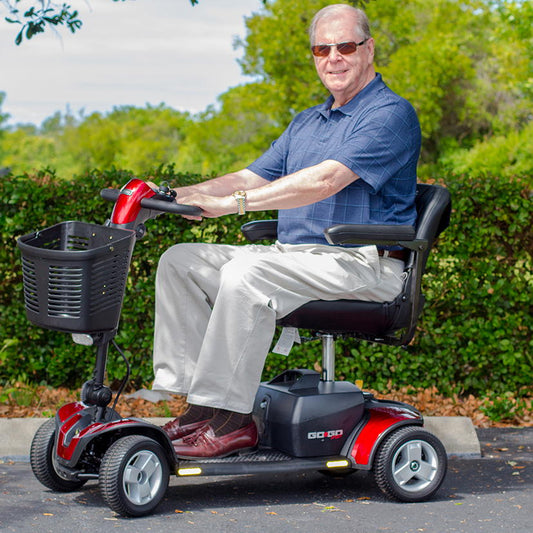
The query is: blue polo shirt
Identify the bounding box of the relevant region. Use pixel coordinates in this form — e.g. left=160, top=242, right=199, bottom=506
left=247, top=74, right=421, bottom=245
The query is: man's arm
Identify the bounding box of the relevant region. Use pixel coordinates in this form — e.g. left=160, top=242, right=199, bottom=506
left=179, top=159, right=358, bottom=218
left=147, top=169, right=270, bottom=220
left=172, top=168, right=269, bottom=198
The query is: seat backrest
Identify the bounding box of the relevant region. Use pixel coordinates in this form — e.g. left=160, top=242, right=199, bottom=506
left=413, top=183, right=452, bottom=274
left=391, top=182, right=451, bottom=344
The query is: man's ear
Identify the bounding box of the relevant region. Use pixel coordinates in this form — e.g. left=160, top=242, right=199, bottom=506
left=366, top=37, right=375, bottom=64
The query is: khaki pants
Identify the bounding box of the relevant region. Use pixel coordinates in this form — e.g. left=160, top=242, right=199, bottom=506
left=152, top=242, right=405, bottom=413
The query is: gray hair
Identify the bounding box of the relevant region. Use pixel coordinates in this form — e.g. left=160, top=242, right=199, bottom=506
left=309, top=4, right=371, bottom=44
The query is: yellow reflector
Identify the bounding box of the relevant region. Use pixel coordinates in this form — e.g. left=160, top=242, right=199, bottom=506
left=177, top=467, right=202, bottom=476
left=326, top=460, right=350, bottom=469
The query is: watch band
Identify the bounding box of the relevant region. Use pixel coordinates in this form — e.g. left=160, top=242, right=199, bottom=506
left=232, top=190, right=247, bottom=215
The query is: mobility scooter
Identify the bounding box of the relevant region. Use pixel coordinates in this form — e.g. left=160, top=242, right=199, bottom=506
left=18, top=178, right=451, bottom=517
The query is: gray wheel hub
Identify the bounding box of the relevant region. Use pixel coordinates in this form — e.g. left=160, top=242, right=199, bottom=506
left=122, top=450, right=164, bottom=505
left=391, top=439, right=439, bottom=492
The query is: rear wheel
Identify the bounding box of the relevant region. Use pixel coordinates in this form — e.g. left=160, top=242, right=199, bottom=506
left=30, top=418, right=87, bottom=492
left=373, top=426, right=447, bottom=502
left=99, top=435, right=170, bottom=517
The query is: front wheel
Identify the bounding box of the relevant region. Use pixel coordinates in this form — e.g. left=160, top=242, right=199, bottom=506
left=30, top=418, right=87, bottom=492
left=99, top=435, right=170, bottom=517
left=373, top=426, right=447, bottom=502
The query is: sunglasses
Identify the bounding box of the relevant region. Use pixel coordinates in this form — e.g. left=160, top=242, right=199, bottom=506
left=311, top=39, right=367, bottom=57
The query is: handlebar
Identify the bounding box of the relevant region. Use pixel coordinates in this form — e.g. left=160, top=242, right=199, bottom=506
left=100, top=188, right=121, bottom=203
left=140, top=196, right=203, bottom=217
left=100, top=187, right=203, bottom=217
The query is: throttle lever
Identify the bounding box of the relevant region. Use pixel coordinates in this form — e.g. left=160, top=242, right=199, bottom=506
left=155, top=181, right=177, bottom=202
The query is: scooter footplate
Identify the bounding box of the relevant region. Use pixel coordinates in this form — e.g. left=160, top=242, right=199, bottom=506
left=176, top=450, right=348, bottom=477
left=194, top=449, right=292, bottom=464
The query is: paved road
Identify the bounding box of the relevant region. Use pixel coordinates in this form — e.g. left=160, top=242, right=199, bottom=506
left=0, top=428, right=531, bottom=533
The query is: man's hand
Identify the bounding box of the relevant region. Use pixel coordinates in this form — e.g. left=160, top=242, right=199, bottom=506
left=145, top=181, right=159, bottom=192
left=144, top=181, right=203, bottom=220
left=178, top=193, right=235, bottom=219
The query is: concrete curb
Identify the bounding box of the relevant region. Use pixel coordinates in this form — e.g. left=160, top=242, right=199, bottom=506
left=0, top=416, right=480, bottom=462
left=424, top=416, right=481, bottom=457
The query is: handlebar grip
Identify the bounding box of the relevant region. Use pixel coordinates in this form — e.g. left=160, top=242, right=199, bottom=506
left=100, top=188, right=121, bottom=202
left=140, top=197, right=203, bottom=217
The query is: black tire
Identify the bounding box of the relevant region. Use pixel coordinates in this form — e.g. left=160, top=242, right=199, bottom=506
left=99, top=435, right=170, bottom=517
left=30, top=418, right=87, bottom=492
left=373, top=425, right=447, bottom=502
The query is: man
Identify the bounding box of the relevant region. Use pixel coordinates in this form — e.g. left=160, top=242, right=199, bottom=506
left=152, top=4, right=421, bottom=459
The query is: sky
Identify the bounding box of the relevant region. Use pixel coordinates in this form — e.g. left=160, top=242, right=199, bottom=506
left=0, top=0, right=263, bottom=127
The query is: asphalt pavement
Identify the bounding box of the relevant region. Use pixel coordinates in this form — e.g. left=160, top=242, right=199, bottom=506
left=0, top=426, right=531, bottom=533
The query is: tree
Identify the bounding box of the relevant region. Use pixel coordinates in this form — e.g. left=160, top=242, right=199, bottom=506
left=1, top=0, right=269, bottom=44
left=0, top=92, right=9, bottom=128
left=2, top=0, right=85, bottom=44
left=0, top=103, right=192, bottom=176
left=1, top=127, right=57, bottom=173
left=175, top=83, right=283, bottom=174
left=230, top=0, right=532, bottom=168
left=365, top=0, right=532, bottom=161
left=0, top=92, right=10, bottom=169
left=2, top=0, right=531, bottom=176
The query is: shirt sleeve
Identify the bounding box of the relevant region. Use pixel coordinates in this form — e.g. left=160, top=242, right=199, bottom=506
left=247, top=127, right=290, bottom=182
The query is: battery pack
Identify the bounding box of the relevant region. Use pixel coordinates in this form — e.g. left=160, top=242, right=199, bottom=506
left=253, top=369, right=364, bottom=457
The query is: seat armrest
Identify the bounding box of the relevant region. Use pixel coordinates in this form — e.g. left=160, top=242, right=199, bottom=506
left=242, top=220, right=421, bottom=248
left=324, top=224, right=416, bottom=247
left=241, top=219, right=278, bottom=242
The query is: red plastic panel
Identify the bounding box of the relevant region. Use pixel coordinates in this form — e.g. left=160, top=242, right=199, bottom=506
left=350, top=405, right=421, bottom=466
left=110, top=178, right=154, bottom=225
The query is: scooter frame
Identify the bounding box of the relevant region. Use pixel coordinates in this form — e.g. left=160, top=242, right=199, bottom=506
left=19, top=178, right=447, bottom=517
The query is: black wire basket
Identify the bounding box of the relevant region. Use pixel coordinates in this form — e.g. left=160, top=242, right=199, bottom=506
left=17, top=221, right=136, bottom=333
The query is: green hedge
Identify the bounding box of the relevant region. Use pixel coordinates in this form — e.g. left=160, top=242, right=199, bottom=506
left=0, top=168, right=531, bottom=397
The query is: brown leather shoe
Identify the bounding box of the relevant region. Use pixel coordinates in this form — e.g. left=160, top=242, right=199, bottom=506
left=161, top=418, right=210, bottom=441
left=173, top=422, right=258, bottom=459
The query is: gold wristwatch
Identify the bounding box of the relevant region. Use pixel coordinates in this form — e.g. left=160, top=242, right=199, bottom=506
left=232, top=190, right=247, bottom=215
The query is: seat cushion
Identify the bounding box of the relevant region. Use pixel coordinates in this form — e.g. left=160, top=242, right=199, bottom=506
left=278, top=298, right=407, bottom=337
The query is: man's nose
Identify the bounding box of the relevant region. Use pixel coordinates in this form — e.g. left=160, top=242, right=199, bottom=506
left=327, top=45, right=342, bottom=60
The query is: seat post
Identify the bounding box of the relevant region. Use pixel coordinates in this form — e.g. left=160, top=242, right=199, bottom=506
left=321, top=334, right=336, bottom=381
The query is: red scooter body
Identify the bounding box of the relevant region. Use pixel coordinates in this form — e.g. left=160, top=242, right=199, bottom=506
left=20, top=179, right=447, bottom=517
left=109, top=178, right=155, bottom=226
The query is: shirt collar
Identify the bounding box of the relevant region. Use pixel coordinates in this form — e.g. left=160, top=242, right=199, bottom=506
left=319, top=73, right=383, bottom=118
